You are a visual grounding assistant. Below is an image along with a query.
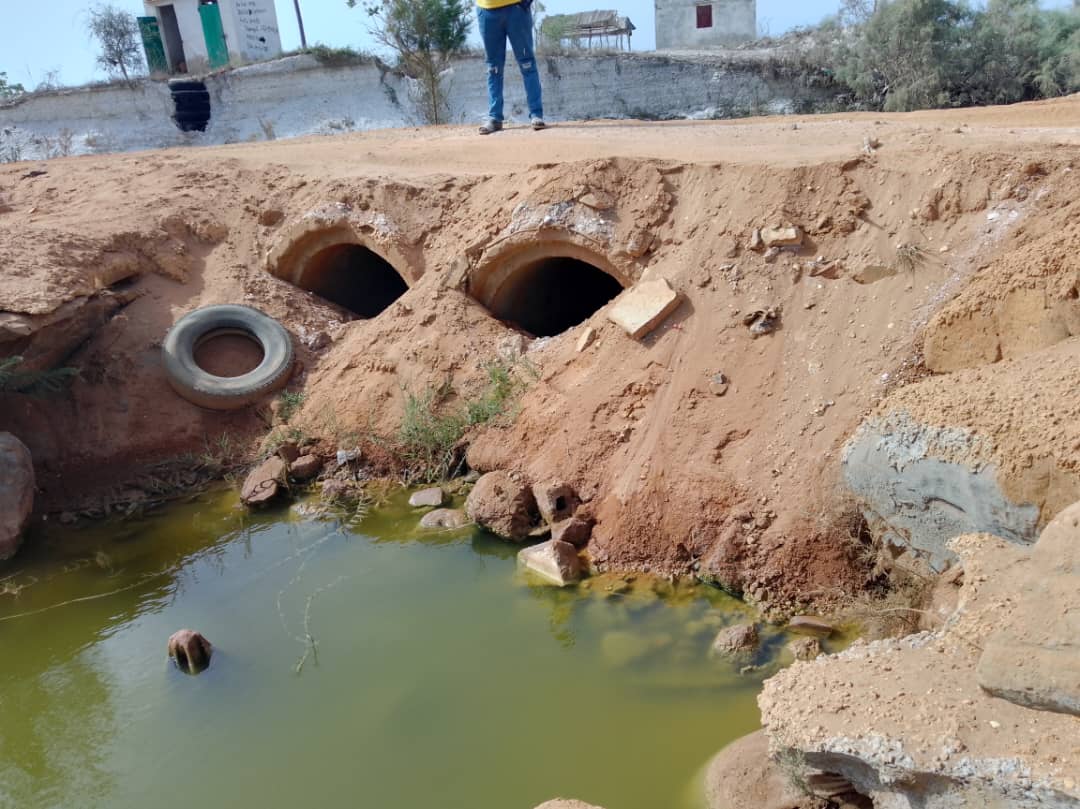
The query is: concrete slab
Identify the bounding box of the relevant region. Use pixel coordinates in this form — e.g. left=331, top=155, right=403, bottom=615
left=607, top=278, right=681, bottom=339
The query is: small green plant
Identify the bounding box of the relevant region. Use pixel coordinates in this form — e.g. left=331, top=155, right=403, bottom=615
left=0, top=72, right=25, bottom=101
left=277, top=390, right=306, bottom=422
left=302, top=44, right=377, bottom=67
left=895, top=243, right=923, bottom=274
left=263, top=425, right=306, bottom=458
left=0, top=356, right=79, bottom=395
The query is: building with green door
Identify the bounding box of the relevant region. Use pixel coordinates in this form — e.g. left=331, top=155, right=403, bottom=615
left=141, top=0, right=282, bottom=74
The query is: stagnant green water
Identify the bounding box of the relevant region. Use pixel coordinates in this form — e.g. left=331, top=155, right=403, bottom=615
left=0, top=487, right=805, bottom=809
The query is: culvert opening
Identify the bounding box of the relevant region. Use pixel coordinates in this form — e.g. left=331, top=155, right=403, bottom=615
left=490, top=256, right=623, bottom=337
left=300, top=244, right=408, bottom=318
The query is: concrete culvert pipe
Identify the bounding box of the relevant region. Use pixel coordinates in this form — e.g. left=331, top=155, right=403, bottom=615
left=485, top=256, right=623, bottom=337
left=300, top=243, right=408, bottom=318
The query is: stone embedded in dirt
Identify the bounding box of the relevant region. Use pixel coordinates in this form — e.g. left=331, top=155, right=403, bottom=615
left=532, top=480, right=581, bottom=526
left=711, top=623, right=760, bottom=656
left=606, top=277, right=682, bottom=339
left=465, top=470, right=538, bottom=541
left=749, top=228, right=764, bottom=251
left=497, top=332, right=530, bottom=362
left=760, top=225, right=803, bottom=248
left=551, top=515, right=593, bottom=547
left=409, top=486, right=445, bottom=508
left=0, top=432, right=34, bottom=561
left=419, top=508, right=469, bottom=530
left=788, top=636, right=822, bottom=661
left=533, top=800, right=607, bottom=809
left=709, top=372, right=729, bottom=396
left=787, top=615, right=834, bottom=638
left=743, top=307, right=781, bottom=337
left=167, top=629, right=212, bottom=675
left=288, top=454, right=322, bottom=481
left=576, top=326, right=597, bottom=352
left=240, top=456, right=288, bottom=506
left=517, top=539, right=583, bottom=586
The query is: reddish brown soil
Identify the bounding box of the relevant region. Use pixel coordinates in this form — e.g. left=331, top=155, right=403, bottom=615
left=2, top=96, right=1080, bottom=606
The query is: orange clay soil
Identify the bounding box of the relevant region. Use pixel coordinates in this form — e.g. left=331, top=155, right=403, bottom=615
left=2, top=95, right=1079, bottom=607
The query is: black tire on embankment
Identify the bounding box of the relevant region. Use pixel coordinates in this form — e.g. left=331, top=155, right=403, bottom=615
left=161, top=304, right=294, bottom=411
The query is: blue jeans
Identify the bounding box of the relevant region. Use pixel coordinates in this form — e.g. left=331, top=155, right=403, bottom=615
left=478, top=4, right=543, bottom=122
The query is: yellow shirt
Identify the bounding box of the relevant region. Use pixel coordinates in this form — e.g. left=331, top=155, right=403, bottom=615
left=476, top=0, right=519, bottom=9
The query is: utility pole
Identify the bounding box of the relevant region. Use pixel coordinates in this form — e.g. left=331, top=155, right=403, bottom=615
left=293, top=0, right=308, bottom=49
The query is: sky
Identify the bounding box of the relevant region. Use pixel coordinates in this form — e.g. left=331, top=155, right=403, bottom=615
left=0, top=0, right=1074, bottom=89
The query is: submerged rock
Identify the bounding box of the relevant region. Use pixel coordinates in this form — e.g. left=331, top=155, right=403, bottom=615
left=409, top=486, right=445, bottom=508
left=601, top=630, right=673, bottom=667
left=517, top=539, right=582, bottom=586
left=711, top=623, right=760, bottom=656
left=240, top=456, right=288, bottom=506
left=465, top=471, right=537, bottom=541
left=419, top=508, right=469, bottom=530
left=0, top=432, right=34, bottom=561
left=788, top=637, right=822, bottom=662
left=167, top=629, right=213, bottom=675
left=533, top=801, right=607, bottom=809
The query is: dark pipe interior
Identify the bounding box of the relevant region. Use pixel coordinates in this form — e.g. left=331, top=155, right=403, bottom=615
left=302, top=244, right=408, bottom=318
left=492, top=257, right=623, bottom=337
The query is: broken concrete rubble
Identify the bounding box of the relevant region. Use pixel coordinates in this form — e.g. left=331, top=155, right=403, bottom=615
left=551, top=515, right=593, bottom=547
left=288, top=454, right=322, bottom=481
left=606, top=277, right=681, bottom=339
left=517, top=539, right=583, bottom=586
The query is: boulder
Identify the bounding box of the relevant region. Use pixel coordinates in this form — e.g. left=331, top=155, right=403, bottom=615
left=976, top=501, right=1080, bottom=716
left=712, top=623, right=760, bottom=656
left=551, top=515, right=593, bottom=547
left=240, top=456, right=288, bottom=506
left=289, top=454, right=322, bottom=481
left=419, top=508, right=469, bottom=530
left=532, top=480, right=581, bottom=525
left=276, top=441, right=300, bottom=463
left=0, top=433, right=34, bottom=561
left=465, top=471, right=537, bottom=541
left=167, top=629, right=213, bottom=675
left=606, top=278, right=682, bottom=339
left=518, top=539, right=582, bottom=586
left=787, top=615, right=834, bottom=638
left=703, top=729, right=812, bottom=809
left=409, top=486, right=445, bottom=508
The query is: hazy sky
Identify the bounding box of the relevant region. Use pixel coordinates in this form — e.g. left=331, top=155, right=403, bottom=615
left=0, top=0, right=1074, bottom=88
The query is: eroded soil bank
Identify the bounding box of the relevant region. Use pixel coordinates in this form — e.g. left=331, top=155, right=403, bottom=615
left=2, top=99, right=1080, bottom=807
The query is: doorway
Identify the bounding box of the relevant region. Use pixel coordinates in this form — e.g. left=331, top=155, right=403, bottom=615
left=159, top=5, right=187, bottom=73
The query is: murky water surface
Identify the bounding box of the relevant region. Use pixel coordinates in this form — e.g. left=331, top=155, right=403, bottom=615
left=0, top=487, right=808, bottom=809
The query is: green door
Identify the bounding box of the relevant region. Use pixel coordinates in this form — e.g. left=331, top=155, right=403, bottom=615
left=137, top=16, right=168, bottom=75
left=199, top=3, right=230, bottom=70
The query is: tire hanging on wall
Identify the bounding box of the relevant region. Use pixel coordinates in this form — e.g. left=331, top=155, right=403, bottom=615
left=162, top=304, right=294, bottom=411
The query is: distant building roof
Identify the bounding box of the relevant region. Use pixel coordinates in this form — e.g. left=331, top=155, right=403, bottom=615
left=541, top=10, right=636, bottom=42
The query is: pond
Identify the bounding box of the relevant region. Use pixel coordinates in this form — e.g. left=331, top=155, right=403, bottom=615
left=0, top=486, right=803, bottom=809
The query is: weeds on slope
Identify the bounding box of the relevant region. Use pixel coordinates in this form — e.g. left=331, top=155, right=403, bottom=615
left=0, top=356, right=79, bottom=395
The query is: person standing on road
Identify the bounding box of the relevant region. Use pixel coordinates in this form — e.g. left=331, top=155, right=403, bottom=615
left=476, top=0, right=544, bottom=134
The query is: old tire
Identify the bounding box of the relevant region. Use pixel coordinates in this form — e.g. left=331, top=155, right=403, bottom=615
left=162, top=304, right=293, bottom=410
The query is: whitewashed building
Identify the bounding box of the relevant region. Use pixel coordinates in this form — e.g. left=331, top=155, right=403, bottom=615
left=654, top=0, right=756, bottom=49
left=141, top=0, right=282, bottom=74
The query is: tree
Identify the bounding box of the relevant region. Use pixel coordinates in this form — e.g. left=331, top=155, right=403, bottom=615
left=348, top=0, right=471, bottom=124
left=0, top=72, right=25, bottom=101
left=87, top=5, right=145, bottom=84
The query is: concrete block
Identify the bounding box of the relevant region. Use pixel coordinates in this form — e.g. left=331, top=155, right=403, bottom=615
left=409, top=486, right=445, bottom=507
left=607, top=278, right=682, bottom=339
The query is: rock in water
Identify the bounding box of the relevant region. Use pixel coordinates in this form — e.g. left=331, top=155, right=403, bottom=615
left=240, top=456, right=288, bottom=506
left=465, top=471, right=537, bottom=541
left=419, top=508, right=469, bottom=529
left=167, top=629, right=213, bottom=675
left=409, top=486, right=445, bottom=508
left=518, top=539, right=582, bottom=586
left=711, top=623, right=760, bottom=656
left=289, top=454, right=322, bottom=481
left=0, top=432, right=34, bottom=561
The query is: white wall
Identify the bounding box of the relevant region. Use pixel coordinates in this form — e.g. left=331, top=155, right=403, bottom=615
left=0, top=52, right=833, bottom=161
left=226, top=0, right=282, bottom=63
left=145, top=0, right=211, bottom=72
left=655, top=0, right=756, bottom=50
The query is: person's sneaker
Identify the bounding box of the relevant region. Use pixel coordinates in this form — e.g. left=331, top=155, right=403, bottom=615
left=478, top=120, right=503, bottom=135
left=531, top=117, right=546, bottom=130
